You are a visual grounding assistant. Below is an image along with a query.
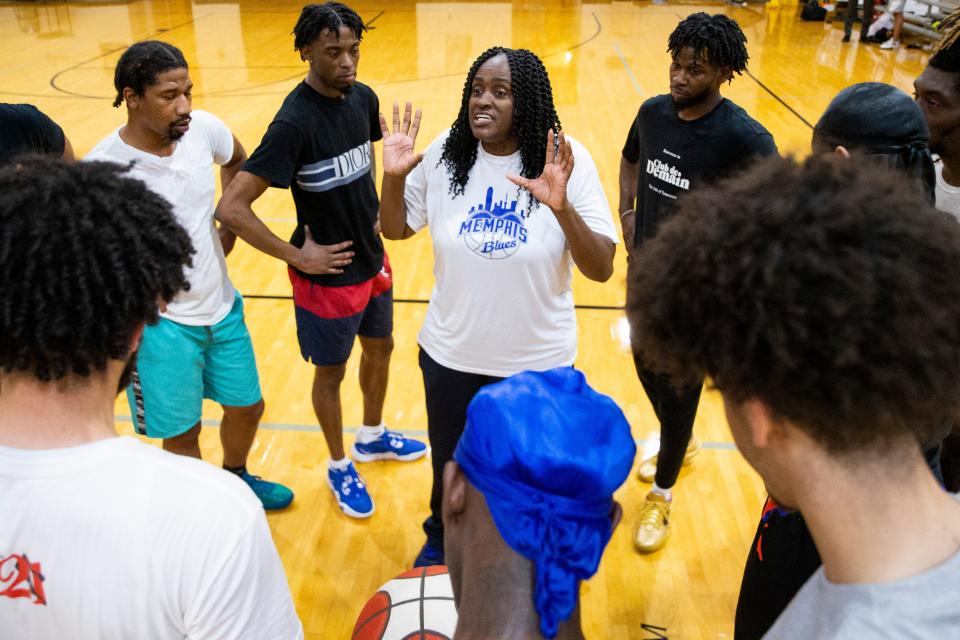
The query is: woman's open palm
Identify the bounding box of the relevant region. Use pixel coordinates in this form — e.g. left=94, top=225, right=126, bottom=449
left=507, top=129, right=574, bottom=212
left=380, top=102, right=423, bottom=177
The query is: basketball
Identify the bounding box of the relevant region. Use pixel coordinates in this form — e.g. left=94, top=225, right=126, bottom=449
left=351, top=565, right=458, bottom=640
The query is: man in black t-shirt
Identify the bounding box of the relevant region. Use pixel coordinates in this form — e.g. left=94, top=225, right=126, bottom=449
left=216, top=2, right=425, bottom=520
left=0, top=104, right=74, bottom=164
left=618, top=12, right=777, bottom=554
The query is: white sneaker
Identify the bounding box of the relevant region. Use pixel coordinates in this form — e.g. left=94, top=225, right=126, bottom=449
left=880, top=38, right=900, bottom=50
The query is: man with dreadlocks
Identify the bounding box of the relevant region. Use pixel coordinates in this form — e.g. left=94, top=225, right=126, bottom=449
left=217, top=2, right=426, bottom=520
left=86, top=40, right=294, bottom=511
left=619, top=12, right=777, bottom=554
left=378, top=47, right=618, bottom=567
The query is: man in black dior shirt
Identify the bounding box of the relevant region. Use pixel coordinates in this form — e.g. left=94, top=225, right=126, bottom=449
left=619, top=12, right=777, bottom=554
left=216, top=2, right=425, bottom=520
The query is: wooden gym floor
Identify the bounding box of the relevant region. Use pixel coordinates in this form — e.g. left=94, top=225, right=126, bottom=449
left=0, top=0, right=931, bottom=637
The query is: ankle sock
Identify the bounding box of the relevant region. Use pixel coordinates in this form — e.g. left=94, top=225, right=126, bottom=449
left=356, top=423, right=386, bottom=444
left=651, top=482, right=673, bottom=501
left=329, top=457, right=351, bottom=472
left=223, top=464, right=247, bottom=477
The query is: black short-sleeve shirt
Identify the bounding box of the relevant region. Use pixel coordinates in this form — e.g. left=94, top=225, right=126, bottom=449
left=0, top=104, right=65, bottom=165
left=622, top=94, right=778, bottom=246
left=244, top=81, right=384, bottom=287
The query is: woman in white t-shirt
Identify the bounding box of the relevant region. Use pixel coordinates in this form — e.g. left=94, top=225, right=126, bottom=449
left=378, top=47, right=618, bottom=566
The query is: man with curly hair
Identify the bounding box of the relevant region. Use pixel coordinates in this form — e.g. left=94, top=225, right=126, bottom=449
left=734, top=82, right=945, bottom=640
left=618, top=12, right=777, bottom=552
left=629, top=155, right=960, bottom=638
left=86, top=40, right=293, bottom=510
left=217, top=2, right=426, bottom=520
left=0, top=158, right=301, bottom=638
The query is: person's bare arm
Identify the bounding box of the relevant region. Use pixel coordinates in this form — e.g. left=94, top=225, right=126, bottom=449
left=215, top=171, right=354, bottom=275
left=217, top=135, right=247, bottom=256
left=618, top=155, right=639, bottom=254
left=379, top=102, right=422, bottom=240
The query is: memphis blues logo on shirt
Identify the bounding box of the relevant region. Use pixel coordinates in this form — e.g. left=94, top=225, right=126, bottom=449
left=296, top=141, right=371, bottom=193
left=458, top=187, right=528, bottom=259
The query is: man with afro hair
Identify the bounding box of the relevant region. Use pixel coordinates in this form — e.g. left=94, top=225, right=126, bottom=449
left=629, top=155, right=960, bottom=638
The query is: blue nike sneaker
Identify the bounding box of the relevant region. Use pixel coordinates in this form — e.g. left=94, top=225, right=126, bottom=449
left=328, top=461, right=374, bottom=518
left=238, top=471, right=294, bottom=511
left=352, top=428, right=428, bottom=462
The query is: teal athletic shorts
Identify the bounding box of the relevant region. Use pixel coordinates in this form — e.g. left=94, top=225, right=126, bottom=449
left=126, top=292, right=262, bottom=439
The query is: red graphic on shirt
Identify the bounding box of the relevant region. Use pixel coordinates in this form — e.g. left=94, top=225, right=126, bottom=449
left=0, top=554, right=47, bottom=605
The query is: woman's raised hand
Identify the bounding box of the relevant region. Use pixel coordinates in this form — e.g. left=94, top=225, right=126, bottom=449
left=380, top=101, right=424, bottom=177
left=507, top=129, right=574, bottom=213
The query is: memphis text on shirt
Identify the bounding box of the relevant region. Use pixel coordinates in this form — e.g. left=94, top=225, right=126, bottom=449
left=458, top=187, right=529, bottom=259
left=296, top=141, right=371, bottom=193
left=647, top=158, right=690, bottom=190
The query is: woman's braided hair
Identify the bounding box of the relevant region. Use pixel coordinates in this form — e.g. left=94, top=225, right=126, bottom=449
left=441, top=47, right=560, bottom=212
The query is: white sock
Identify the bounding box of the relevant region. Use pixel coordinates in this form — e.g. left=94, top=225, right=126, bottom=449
left=356, top=423, right=386, bottom=444
left=328, top=457, right=351, bottom=471
left=650, top=482, right=673, bottom=501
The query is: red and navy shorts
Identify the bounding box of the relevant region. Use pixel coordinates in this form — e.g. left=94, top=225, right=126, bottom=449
left=289, top=253, right=393, bottom=366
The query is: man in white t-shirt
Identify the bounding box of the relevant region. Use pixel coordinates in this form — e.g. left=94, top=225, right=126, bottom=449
left=628, top=156, right=960, bottom=639
left=85, top=41, right=293, bottom=510
left=0, top=157, right=302, bottom=638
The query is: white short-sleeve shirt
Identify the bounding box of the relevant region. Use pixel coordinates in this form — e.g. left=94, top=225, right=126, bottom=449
left=85, top=110, right=236, bottom=326
left=404, top=131, right=617, bottom=377
left=935, top=159, right=960, bottom=222
left=0, top=436, right=303, bottom=639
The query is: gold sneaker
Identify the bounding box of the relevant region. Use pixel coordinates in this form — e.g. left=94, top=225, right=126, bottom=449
left=636, top=434, right=702, bottom=483
left=634, top=491, right=672, bottom=553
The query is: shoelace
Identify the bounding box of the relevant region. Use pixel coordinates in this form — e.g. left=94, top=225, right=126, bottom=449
left=637, top=500, right=669, bottom=528
left=341, top=468, right=365, bottom=490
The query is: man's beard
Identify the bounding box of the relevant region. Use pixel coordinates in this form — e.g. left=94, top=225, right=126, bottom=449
left=671, top=89, right=708, bottom=108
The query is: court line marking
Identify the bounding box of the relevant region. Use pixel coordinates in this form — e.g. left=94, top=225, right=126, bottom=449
left=612, top=41, right=644, bottom=97
left=746, top=70, right=815, bottom=130
left=112, top=414, right=736, bottom=449
left=366, top=9, right=385, bottom=27
left=32, top=10, right=602, bottom=101
left=47, top=16, right=204, bottom=100
left=33, top=11, right=383, bottom=102
left=194, top=12, right=603, bottom=97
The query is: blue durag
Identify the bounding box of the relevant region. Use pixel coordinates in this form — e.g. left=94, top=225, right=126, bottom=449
left=453, top=367, right=636, bottom=638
